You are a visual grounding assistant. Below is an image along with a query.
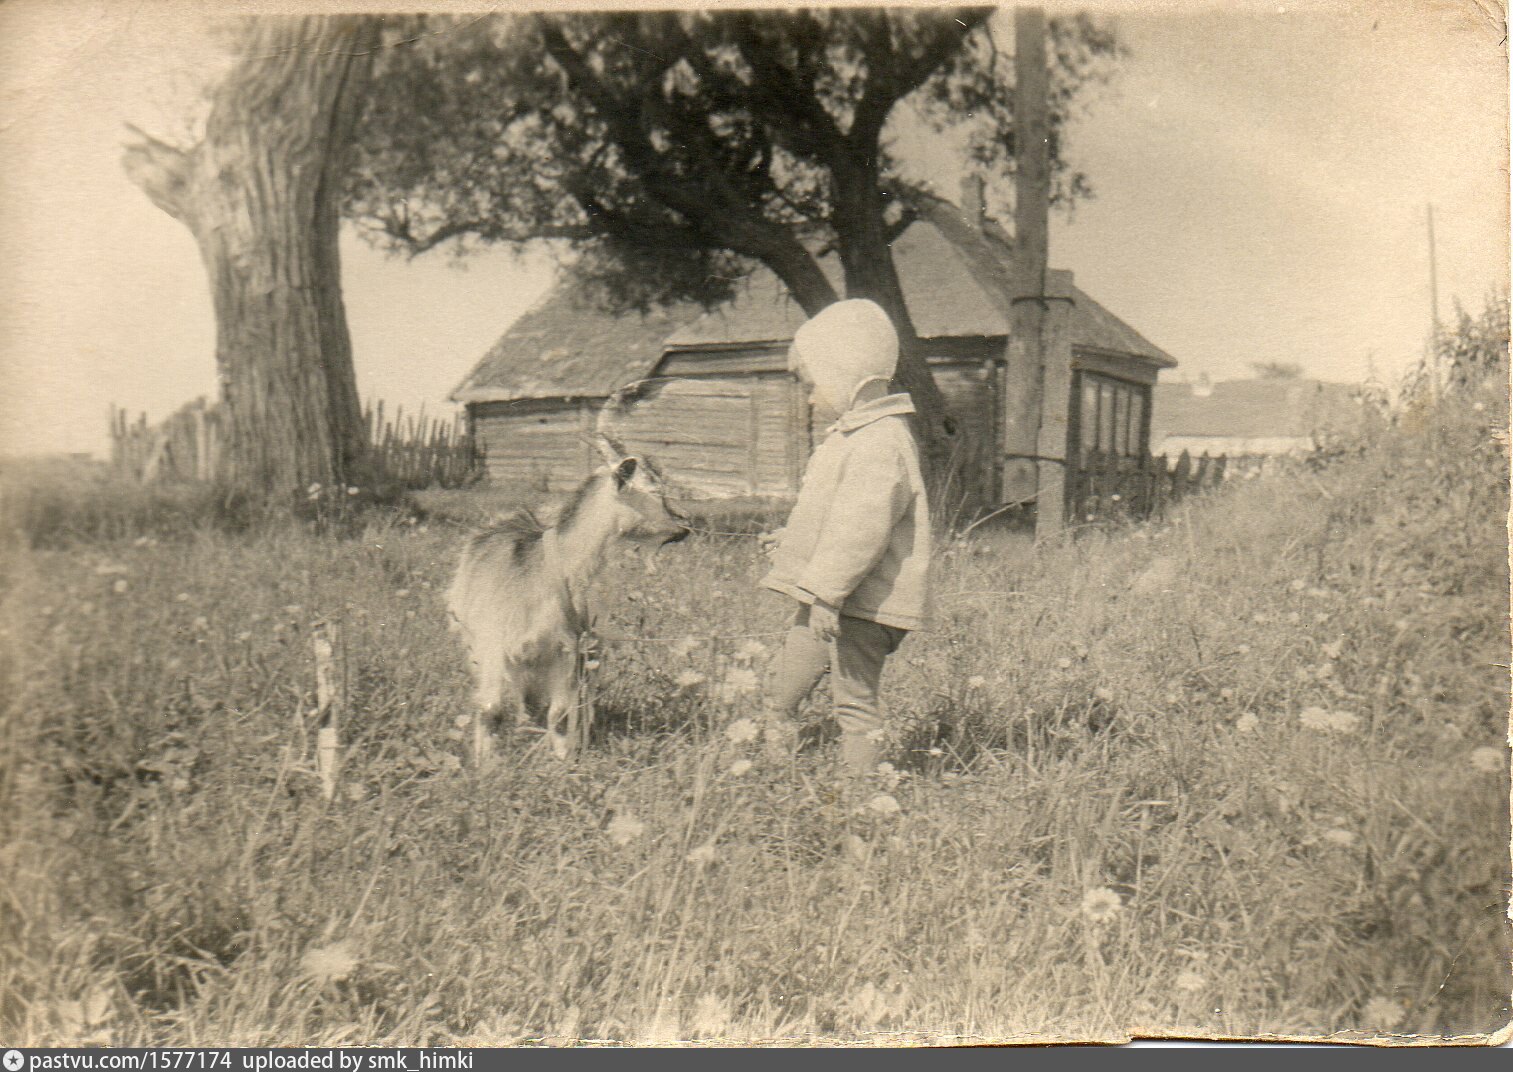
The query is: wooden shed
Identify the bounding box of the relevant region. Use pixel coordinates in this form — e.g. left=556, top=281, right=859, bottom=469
left=451, top=200, right=1176, bottom=513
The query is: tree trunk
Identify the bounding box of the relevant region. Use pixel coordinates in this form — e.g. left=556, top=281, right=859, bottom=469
left=831, top=158, right=956, bottom=489
left=123, top=16, right=378, bottom=498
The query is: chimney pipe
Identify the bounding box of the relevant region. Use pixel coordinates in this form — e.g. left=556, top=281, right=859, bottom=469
left=960, top=173, right=985, bottom=230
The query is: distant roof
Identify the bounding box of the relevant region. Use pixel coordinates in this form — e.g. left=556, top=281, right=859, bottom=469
left=451, top=289, right=703, bottom=403
left=1151, top=379, right=1364, bottom=440
left=455, top=200, right=1175, bottom=402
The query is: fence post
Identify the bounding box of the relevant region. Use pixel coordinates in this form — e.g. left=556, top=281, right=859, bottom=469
left=311, top=619, right=344, bottom=802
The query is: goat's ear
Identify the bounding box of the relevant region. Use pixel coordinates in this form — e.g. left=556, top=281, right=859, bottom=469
left=613, top=456, right=639, bottom=488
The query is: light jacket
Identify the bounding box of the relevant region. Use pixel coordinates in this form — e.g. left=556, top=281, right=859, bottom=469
left=762, top=393, right=933, bottom=630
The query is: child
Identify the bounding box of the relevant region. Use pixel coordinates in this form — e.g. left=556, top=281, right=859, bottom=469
left=759, top=299, right=932, bottom=778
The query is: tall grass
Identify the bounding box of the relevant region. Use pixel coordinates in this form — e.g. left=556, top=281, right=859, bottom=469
left=1, top=369, right=1507, bottom=1045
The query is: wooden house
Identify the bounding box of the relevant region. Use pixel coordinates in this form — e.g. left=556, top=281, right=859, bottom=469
left=451, top=200, right=1176, bottom=515
left=1150, top=379, right=1366, bottom=458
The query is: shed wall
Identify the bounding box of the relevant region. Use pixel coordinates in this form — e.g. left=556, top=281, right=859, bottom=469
left=472, top=398, right=593, bottom=492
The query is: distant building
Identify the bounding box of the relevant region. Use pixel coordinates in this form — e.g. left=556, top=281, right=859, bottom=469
left=1150, top=379, right=1365, bottom=457
left=452, top=198, right=1175, bottom=510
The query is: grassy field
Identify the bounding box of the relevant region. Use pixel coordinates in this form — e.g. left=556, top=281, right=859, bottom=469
left=1, top=375, right=1508, bottom=1047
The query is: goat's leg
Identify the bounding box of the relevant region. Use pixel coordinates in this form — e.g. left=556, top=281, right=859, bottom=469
left=468, top=651, right=511, bottom=766
left=543, top=654, right=581, bottom=761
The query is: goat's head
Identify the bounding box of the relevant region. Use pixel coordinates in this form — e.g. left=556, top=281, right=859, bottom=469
left=592, top=434, right=689, bottom=545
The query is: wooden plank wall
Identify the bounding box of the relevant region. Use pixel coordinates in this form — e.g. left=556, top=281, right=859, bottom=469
left=600, top=375, right=794, bottom=499
left=472, top=399, right=593, bottom=492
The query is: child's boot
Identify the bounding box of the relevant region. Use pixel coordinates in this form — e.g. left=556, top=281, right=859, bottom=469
left=760, top=713, right=798, bottom=763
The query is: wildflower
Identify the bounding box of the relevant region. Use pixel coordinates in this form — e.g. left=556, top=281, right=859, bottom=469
left=1235, top=713, right=1260, bottom=734
left=175, top=593, right=190, bottom=603
left=1321, top=639, right=1345, bottom=660
left=846, top=982, right=891, bottom=1026
left=395, top=588, right=409, bottom=598
left=690, top=993, right=732, bottom=1038
left=669, top=635, right=702, bottom=659
left=1321, top=828, right=1356, bottom=848
left=685, top=840, right=718, bottom=867
left=863, top=793, right=902, bottom=817
left=728, top=759, right=753, bottom=777
left=1361, top=996, right=1406, bottom=1030
left=1325, top=709, right=1361, bottom=733
left=966, top=674, right=987, bottom=690
left=235, top=631, right=251, bottom=642
left=926, top=747, right=945, bottom=757
left=675, top=669, right=707, bottom=689
left=606, top=811, right=646, bottom=846
left=1080, top=887, right=1123, bottom=923
left=94, top=562, right=129, bottom=576
left=1298, top=706, right=1335, bottom=731
left=736, top=639, right=768, bottom=662
left=1094, top=686, right=1115, bottom=703
left=1175, top=970, right=1205, bottom=994
left=1469, top=746, right=1504, bottom=774
left=1288, top=579, right=1306, bottom=592
left=300, top=939, right=358, bottom=985
left=1235, top=643, right=1251, bottom=654
left=282, top=604, right=303, bottom=616
left=307, top=483, right=322, bottom=496
left=720, top=666, right=760, bottom=699
left=1056, top=657, right=1073, bottom=671
left=192, top=615, right=209, bottom=631
left=346, top=486, right=359, bottom=496
left=725, top=718, right=759, bottom=744
left=112, top=579, right=129, bottom=594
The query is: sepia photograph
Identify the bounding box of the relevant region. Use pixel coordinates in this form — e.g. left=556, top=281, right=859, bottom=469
left=0, top=0, right=1508, bottom=1049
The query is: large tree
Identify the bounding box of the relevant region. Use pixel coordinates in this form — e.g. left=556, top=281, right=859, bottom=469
left=346, top=9, right=1118, bottom=466
left=124, top=15, right=379, bottom=497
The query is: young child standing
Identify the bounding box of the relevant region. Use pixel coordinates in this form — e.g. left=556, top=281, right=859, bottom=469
left=759, top=299, right=932, bottom=778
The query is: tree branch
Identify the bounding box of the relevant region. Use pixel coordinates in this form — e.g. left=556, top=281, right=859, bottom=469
left=121, top=124, right=195, bottom=223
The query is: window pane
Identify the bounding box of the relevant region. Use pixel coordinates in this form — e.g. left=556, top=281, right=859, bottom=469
left=1114, top=388, right=1130, bottom=456
left=1081, top=379, right=1099, bottom=452
left=1099, top=383, right=1115, bottom=454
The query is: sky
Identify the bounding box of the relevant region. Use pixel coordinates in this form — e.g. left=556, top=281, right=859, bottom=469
left=0, top=0, right=1507, bottom=458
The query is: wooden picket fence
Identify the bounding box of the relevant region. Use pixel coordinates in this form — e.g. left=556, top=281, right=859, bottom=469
left=366, top=402, right=479, bottom=490
left=1067, top=448, right=1267, bottom=525
left=109, top=399, right=478, bottom=490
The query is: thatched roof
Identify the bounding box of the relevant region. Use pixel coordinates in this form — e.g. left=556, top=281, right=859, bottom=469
left=454, top=202, right=1175, bottom=403
left=451, top=290, right=703, bottom=403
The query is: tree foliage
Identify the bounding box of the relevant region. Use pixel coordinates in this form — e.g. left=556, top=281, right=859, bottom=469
left=348, top=9, right=1118, bottom=315
left=346, top=8, right=1120, bottom=462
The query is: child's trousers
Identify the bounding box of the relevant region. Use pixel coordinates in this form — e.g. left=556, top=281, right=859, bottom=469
left=763, top=603, right=907, bottom=774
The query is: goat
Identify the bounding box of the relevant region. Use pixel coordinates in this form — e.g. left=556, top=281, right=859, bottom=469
left=446, top=437, right=689, bottom=762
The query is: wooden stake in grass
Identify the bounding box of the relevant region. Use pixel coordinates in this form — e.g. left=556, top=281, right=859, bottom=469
left=312, top=619, right=343, bottom=801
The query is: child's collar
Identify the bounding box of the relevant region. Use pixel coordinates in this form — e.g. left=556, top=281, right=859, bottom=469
left=826, top=393, right=916, bottom=434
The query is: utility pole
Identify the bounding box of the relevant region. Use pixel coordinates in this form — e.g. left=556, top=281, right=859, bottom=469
left=1001, top=5, right=1051, bottom=510
left=1427, top=203, right=1441, bottom=335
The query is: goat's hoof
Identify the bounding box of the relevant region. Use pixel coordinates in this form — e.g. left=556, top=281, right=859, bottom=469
left=546, top=732, right=572, bottom=761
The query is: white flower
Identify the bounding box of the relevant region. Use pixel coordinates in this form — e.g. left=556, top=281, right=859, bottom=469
left=1055, top=658, right=1073, bottom=670
left=1175, top=970, right=1205, bottom=994
left=690, top=993, right=732, bottom=1038
left=735, top=639, right=769, bottom=662
left=727, top=759, right=753, bottom=777
left=675, top=669, right=707, bottom=689
left=719, top=666, right=760, bottom=701
left=192, top=615, right=209, bottom=631
left=1361, top=996, right=1406, bottom=1030
left=862, top=793, right=902, bottom=817
left=607, top=811, right=646, bottom=846
left=93, top=562, right=129, bottom=576
left=1080, top=887, right=1123, bottom=923
left=112, top=579, right=129, bottom=594
left=685, top=841, right=718, bottom=867
left=346, top=486, right=360, bottom=496
left=669, top=635, right=702, bottom=659
left=1321, top=828, right=1356, bottom=848
left=300, top=939, right=358, bottom=985
left=725, top=718, right=759, bottom=743
left=1295, top=707, right=1331, bottom=731
left=966, top=674, right=987, bottom=690
left=1469, top=746, right=1504, bottom=774
left=1235, top=713, right=1260, bottom=734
